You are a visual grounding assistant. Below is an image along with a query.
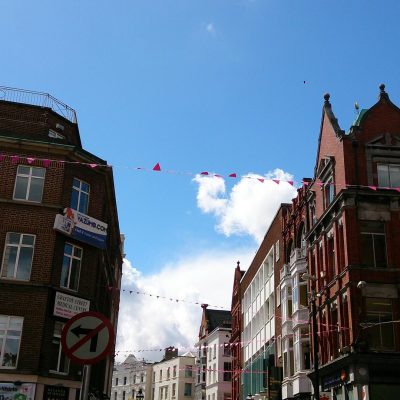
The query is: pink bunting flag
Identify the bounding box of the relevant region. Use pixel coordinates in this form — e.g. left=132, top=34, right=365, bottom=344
left=228, top=173, right=237, bottom=178
left=200, top=171, right=209, bottom=175
left=153, top=162, right=161, bottom=171
left=273, top=179, right=280, bottom=185
left=302, top=181, right=309, bottom=186
left=11, top=155, right=19, bottom=164
left=42, top=159, right=51, bottom=168
left=368, top=186, right=377, bottom=191
left=26, top=157, right=35, bottom=164
left=0, top=154, right=4, bottom=162
left=287, top=180, right=294, bottom=186
left=89, top=163, right=97, bottom=169
left=396, top=187, right=400, bottom=193
left=316, top=181, right=324, bottom=187
left=258, top=178, right=265, bottom=183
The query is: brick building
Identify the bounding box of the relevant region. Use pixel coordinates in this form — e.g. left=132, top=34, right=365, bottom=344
left=304, top=85, right=400, bottom=399
left=230, top=262, right=245, bottom=400
left=0, top=87, right=123, bottom=400
left=238, top=204, right=290, bottom=400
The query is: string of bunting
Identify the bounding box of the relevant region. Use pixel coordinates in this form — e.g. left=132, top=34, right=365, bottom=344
left=111, top=286, right=351, bottom=330
left=114, top=325, right=350, bottom=357
left=3, top=153, right=399, bottom=191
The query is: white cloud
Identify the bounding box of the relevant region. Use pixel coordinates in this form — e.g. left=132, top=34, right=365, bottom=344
left=194, top=169, right=298, bottom=243
left=116, top=250, right=253, bottom=362
left=205, top=23, right=215, bottom=34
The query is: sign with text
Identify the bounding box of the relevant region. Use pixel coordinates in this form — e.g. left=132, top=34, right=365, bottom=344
left=53, top=208, right=108, bottom=249
left=54, top=292, right=90, bottom=319
left=0, top=383, right=36, bottom=400
left=43, top=386, right=69, bottom=400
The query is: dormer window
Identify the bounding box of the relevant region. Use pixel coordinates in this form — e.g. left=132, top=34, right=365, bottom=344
left=377, top=163, right=400, bottom=188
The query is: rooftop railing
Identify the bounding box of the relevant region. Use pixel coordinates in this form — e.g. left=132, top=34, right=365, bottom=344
left=0, top=86, right=77, bottom=123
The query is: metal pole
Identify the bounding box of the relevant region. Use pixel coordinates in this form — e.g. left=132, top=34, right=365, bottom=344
left=311, top=291, right=320, bottom=400
left=80, top=365, right=92, bottom=400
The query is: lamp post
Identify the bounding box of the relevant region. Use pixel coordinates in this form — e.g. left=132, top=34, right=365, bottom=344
left=301, top=273, right=320, bottom=400
left=136, top=389, right=144, bottom=400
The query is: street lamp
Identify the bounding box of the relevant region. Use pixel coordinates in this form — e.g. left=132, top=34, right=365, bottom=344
left=301, top=273, right=320, bottom=400
left=136, top=389, right=144, bottom=400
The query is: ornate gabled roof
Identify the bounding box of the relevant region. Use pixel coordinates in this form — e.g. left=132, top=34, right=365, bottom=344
left=205, top=309, right=232, bottom=332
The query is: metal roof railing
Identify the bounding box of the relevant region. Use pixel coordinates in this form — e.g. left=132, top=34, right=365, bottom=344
left=0, top=86, right=77, bottom=124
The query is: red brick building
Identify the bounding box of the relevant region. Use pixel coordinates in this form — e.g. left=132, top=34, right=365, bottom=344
left=306, top=85, right=400, bottom=399
left=0, top=87, right=123, bottom=400
left=233, top=204, right=290, bottom=400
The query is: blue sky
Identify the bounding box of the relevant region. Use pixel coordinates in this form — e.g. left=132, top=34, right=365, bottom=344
left=2, top=0, right=400, bottom=358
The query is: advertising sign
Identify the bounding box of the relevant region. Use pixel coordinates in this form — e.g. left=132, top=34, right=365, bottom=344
left=0, top=383, right=36, bottom=400
left=53, top=208, right=108, bottom=249
left=54, top=291, right=90, bottom=319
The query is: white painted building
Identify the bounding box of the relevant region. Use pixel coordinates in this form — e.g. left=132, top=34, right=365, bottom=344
left=150, top=350, right=195, bottom=400
left=112, top=355, right=152, bottom=400
left=195, top=305, right=232, bottom=400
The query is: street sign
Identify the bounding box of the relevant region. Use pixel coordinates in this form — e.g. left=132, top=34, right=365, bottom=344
left=61, top=311, right=114, bottom=365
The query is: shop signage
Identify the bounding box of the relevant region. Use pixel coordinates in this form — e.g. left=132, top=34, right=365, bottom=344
left=54, top=291, right=90, bottom=319
left=0, top=383, right=36, bottom=400
left=53, top=208, right=108, bottom=249
left=43, top=386, right=69, bottom=400
left=322, top=373, right=342, bottom=390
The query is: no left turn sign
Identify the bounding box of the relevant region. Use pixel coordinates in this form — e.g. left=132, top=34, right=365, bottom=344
left=61, top=311, right=114, bottom=365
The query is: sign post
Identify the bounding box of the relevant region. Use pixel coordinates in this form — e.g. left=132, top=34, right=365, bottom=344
left=61, top=311, right=114, bottom=400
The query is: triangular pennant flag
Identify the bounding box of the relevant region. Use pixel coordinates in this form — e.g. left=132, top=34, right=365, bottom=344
left=214, top=174, right=223, bottom=179
left=89, top=163, right=97, bottom=168
left=42, top=159, right=51, bottom=168
left=129, top=291, right=133, bottom=294
left=11, top=155, right=19, bottom=164
left=287, top=180, right=294, bottom=186
left=396, top=187, right=400, bottom=193
left=258, top=178, right=265, bottom=183
left=316, top=181, right=324, bottom=187
left=200, top=171, right=209, bottom=175
left=302, top=181, right=309, bottom=186
left=228, top=173, right=237, bottom=178
left=273, top=179, right=280, bottom=184
left=27, top=157, right=35, bottom=164
left=368, top=186, right=377, bottom=191
left=153, top=163, right=161, bottom=171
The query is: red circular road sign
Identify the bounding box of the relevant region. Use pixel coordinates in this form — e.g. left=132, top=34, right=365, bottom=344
left=61, top=311, right=114, bottom=365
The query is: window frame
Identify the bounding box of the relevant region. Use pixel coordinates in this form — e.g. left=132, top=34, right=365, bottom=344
left=60, top=242, right=83, bottom=291
left=71, top=178, right=90, bottom=214
left=377, top=163, right=400, bottom=188
left=49, top=321, right=69, bottom=374
left=1, top=233, right=36, bottom=281
left=0, top=315, right=23, bottom=369
left=13, top=165, right=46, bottom=203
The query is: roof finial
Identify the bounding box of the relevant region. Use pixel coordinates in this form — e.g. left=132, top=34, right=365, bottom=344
left=324, top=93, right=331, bottom=107
left=236, top=260, right=240, bottom=268
left=378, top=83, right=389, bottom=101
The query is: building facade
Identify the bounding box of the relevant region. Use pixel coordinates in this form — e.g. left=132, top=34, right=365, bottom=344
left=0, top=87, right=123, bottom=400
left=195, top=305, right=232, bottom=400
left=150, top=349, right=195, bottom=400
left=280, top=186, right=311, bottom=400
left=240, top=205, right=290, bottom=400
left=305, top=86, right=400, bottom=399
left=112, top=355, right=151, bottom=400
left=230, top=263, right=245, bottom=400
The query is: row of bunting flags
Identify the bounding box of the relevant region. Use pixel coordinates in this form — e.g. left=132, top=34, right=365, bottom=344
left=114, top=324, right=348, bottom=359
left=113, top=286, right=349, bottom=329
left=3, top=153, right=400, bottom=191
